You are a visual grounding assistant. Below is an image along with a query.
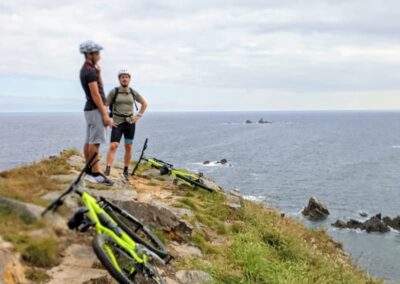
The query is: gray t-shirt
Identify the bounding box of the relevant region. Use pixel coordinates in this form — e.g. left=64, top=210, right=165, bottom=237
left=107, top=87, right=144, bottom=125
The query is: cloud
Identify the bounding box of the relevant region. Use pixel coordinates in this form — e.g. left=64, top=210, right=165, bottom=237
left=1, top=0, right=400, bottom=111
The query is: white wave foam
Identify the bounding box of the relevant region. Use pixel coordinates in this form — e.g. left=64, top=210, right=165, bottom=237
left=190, top=161, right=232, bottom=167
left=243, top=195, right=267, bottom=203
left=391, top=145, right=400, bottom=149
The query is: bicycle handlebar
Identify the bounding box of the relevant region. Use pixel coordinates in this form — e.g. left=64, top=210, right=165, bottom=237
left=41, top=153, right=98, bottom=216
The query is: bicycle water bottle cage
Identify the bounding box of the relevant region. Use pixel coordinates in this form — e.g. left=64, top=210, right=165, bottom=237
left=159, top=165, right=170, bottom=175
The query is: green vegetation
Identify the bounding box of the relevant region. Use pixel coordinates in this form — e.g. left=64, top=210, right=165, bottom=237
left=154, top=228, right=168, bottom=245
left=147, top=179, right=159, bottom=186
left=0, top=208, right=60, bottom=269
left=0, top=151, right=381, bottom=283
left=0, top=150, right=75, bottom=205
left=174, top=188, right=380, bottom=284
left=133, top=161, right=152, bottom=175
left=26, top=268, right=51, bottom=283
left=22, top=237, right=60, bottom=267
left=0, top=151, right=76, bottom=279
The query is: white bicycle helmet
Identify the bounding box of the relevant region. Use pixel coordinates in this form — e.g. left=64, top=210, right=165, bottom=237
left=79, top=40, right=103, bottom=54
left=118, top=69, right=131, bottom=78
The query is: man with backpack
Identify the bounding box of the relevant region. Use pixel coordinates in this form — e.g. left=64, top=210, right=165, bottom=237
left=104, top=69, right=148, bottom=180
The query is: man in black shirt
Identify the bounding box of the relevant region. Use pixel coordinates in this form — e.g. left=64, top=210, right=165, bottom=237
left=79, top=40, right=114, bottom=185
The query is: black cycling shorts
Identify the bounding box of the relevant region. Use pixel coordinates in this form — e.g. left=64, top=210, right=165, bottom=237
left=110, top=122, right=136, bottom=143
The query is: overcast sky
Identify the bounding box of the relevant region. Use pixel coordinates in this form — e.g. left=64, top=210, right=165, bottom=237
left=1, top=0, right=400, bottom=112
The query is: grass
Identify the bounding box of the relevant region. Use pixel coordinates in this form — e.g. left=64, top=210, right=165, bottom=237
left=26, top=268, right=51, bottom=283
left=132, top=161, right=152, bottom=175
left=0, top=207, right=61, bottom=269
left=147, top=180, right=158, bottom=186
left=0, top=150, right=381, bottom=283
left=0, top=150, right=75, bottom=205
left=154, top=228, right=168, bottom=245
left=21, top=237, right=60, bottom=268
left=173, top=188, right=380, bottom=284
left=0, top=150, right=76, bottom=272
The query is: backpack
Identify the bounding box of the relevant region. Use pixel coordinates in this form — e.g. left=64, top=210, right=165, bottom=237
left=109, top=87, right=139, bottom=117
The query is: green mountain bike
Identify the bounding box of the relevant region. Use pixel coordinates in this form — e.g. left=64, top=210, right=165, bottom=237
left=131, top=139, right=214, bottom=192
left=42, top=153, right=169, bottom=284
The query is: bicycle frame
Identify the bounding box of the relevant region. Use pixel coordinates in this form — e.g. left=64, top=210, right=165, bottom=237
left=131, top=139, right=208, bottom=190
left=80, top=191, right=147, bottom=272
left=145, top=157, right=199, bottom=187
left=42, top=152, right=165, bottom=281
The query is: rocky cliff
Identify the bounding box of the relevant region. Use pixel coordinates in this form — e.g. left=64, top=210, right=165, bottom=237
left=0, top=150, right=379, bottom=284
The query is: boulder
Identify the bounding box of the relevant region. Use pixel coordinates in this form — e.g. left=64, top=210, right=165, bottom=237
left=362, top=216, right=390, bottom=233
left=229, top=188, right=241, bottom=198
left=0, top=197, right=44, bottom=223
left=218, top=159, right=228, bottom=165
left=258, top=118, right=271, bottom=124
left=245, top=120, right=252, bottom=124
left=302, top=197, right=330, bottom=221
left=203, top=160, right=210, bottom=165
left=47, top=244, right=113, bottom=284
left=197, top=177, right=223, bottom=192
left=382, top=216, right=400, bottom=231
left=0, top=196, right=67, bottom=231
left=225, top=194, right=241, bottom=210
left=332, top=220, right=347, bottom=229
left=0, top=236, right=26, bottom=284
left=175, top=270, right=213, bottom=284
left=86, top=188, right=137, bottom=202
left=346, top=219, right=363, bottom=229
left=41, top=191, right=80, bottom=210
left=169, top=242, right=202, bottom=258
left=114, top=199, right=193, bottom=241
left=332, top=216, right=390, bottom=233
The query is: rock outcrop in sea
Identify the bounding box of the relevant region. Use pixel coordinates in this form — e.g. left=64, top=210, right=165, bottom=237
left=302, top=197, right=330, bottom=221
left=332, top=213, right=400, bottom=233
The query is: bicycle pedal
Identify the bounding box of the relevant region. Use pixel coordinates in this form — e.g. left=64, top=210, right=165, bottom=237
left=77, top=220, right=96, bottom=232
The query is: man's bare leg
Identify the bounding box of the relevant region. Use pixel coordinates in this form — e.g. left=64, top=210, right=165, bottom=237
left=124, top=143, right=133, bottom=168
left=106, top=142, right=119, bottom=168
left=88, top=144, right=100, bottom=173
left=84, top=144, right=90, bottom=161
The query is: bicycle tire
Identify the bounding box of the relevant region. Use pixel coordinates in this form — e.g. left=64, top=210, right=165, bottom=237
left=104, top=207, right=170, bottom=260
left=92, top=233, right=164, bottom=284
left=175, top=174, right=214, bottom=192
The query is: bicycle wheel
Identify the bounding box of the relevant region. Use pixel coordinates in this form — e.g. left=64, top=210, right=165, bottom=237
left=175, top=174, right=214, bottom=192
left=104, top=205, right=170, bottom=260
left=92, top=233, right=164, bottom=284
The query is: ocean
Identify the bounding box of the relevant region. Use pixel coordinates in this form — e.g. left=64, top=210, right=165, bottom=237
left=0, top=111, right=399, bottom=282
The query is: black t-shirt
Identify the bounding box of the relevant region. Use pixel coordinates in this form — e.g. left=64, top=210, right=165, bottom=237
left=80, top=62, right=106, bottom=111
